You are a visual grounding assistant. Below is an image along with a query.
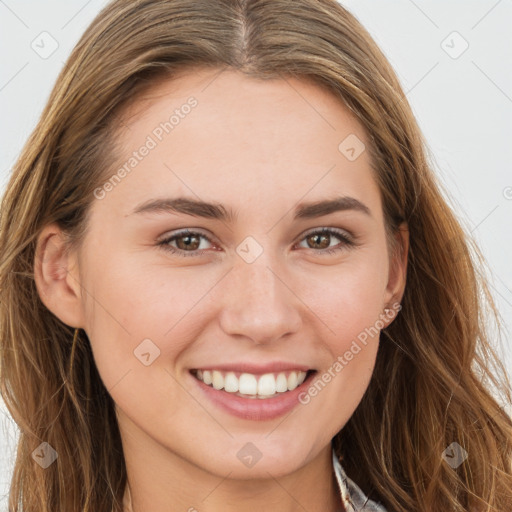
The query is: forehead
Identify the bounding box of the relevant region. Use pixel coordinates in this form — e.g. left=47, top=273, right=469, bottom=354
left=100, top=67, right=380, bottom=221
left=120, top=67, right=363, bottom=139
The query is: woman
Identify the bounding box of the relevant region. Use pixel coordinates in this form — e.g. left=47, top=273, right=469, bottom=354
left=0, top=1, right=511, bottom=511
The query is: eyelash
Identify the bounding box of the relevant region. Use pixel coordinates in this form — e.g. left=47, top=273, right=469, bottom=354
left=157, top=227, right=356, bottom=258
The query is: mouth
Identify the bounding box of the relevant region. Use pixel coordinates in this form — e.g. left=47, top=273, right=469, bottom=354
left=190, top=368, right=317, bottom=399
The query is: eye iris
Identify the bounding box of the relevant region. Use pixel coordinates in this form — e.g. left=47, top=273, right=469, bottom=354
left=176, top=234, right=200, bottom=250
left=308, top=233, right=330, bottom=249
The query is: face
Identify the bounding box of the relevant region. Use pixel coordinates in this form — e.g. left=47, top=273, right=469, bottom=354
left=38, top=68, right=407, bottom=481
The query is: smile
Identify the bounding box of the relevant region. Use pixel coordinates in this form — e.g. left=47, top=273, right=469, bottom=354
left=191, top=369, right=312, bottom=399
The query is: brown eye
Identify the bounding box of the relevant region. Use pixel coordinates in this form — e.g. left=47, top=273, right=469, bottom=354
left=305, top=232, right=331, bottom=249
left=296, top=228, right=355, bottom=254
left=157, top=230, right=214, bottom=257
left=175, top=233, right=201, bottom=251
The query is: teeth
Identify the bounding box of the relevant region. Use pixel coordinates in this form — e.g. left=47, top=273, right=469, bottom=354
left=203, top=370, right=212, bottom=385
left=287, top=372, right=298, bottom=390
left=240, top=373, right=258, bottom=394
left=276, top=373, right=288, bottom=392
left=193, top=369, right=309, bottom=397
left=212, top=370, right=224, bottom=390
left=224, top=372, right=239, bottom=393
left=257, top=374, right=275, bottom=396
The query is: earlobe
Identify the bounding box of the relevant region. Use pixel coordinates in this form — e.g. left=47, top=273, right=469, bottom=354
left=34, top=223, right=85, bottom=328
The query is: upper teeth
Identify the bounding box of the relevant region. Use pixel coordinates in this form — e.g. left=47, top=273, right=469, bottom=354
left=194, top=370, right=308, bottom=396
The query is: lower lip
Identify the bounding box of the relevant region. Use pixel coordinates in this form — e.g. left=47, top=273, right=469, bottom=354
left=190, top=371, right=317, bottom=421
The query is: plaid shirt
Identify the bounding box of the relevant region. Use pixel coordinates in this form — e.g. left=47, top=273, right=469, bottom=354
left=332, top=448, right=388, bottom=511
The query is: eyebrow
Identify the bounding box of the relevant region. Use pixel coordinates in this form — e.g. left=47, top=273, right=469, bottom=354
left=129, top=195, right=371, bottom=221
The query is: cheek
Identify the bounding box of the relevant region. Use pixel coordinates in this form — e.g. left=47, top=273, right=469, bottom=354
left=299, top=250, right=389, bottom=341
left=295, top=250, right=388, bottom=402
left=297, top=261, right=386, bottom=430
left=80, top=250, right=213, bottom=385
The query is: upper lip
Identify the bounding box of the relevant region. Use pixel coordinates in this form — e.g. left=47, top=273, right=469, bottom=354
left=191, top=362, right=314, bottom=375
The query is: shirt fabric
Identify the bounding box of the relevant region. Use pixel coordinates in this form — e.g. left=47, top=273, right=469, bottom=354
left=332, top=448, right=388, bottom=511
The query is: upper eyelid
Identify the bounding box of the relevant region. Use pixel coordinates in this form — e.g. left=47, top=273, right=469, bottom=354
left=157, top=228, right=214, bottom=242
left=299, top=226, right=352, bottom=239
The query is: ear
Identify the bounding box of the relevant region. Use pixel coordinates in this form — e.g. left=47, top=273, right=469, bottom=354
left=34, top=223, right=85, bottom=328
left=382, top=222, right=409, bottom=326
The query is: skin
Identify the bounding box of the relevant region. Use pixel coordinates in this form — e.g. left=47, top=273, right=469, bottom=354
left=34, top=67, right=408, bottom=512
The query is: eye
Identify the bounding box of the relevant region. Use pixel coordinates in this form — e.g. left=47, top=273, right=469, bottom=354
left=157, top=227, right=356, bottom=258
left=295, top=227, right=355, bottom=255
left=157, top=229, right=216, bottom=257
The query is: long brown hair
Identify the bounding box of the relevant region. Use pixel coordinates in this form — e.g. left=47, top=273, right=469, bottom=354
left=1, top=1, right=511, bottom=510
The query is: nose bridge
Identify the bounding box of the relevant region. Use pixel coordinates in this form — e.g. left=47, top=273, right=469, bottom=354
left=218, top=249, right=302, bottom=343
left=239, top=256, right=279, bottom=304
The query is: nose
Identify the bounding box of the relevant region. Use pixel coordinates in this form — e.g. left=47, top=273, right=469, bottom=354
left=217, top=253, right=303, bottom=345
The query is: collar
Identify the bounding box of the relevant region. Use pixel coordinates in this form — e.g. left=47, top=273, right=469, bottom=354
left=331, top=447, right=388, bottom=511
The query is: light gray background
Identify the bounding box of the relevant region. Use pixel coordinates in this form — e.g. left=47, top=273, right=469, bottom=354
left=1, top=0, right=511, bottom=508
